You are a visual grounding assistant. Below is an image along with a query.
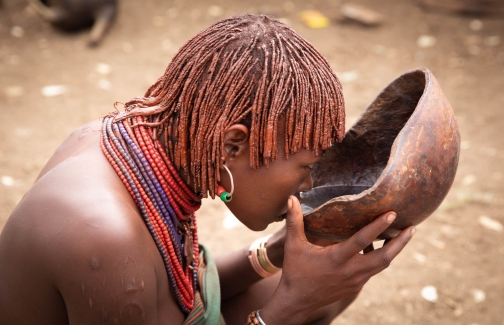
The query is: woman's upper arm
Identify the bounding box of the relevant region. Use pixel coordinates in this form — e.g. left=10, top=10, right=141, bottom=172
left=52, top=228, right=162, bottom=324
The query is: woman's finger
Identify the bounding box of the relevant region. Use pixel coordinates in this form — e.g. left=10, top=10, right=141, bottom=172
left=361, top=226, right=417, bottom=275
left=338, top=212, right=396, bottom=260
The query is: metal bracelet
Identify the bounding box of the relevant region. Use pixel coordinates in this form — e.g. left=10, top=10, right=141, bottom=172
left=256, top=309, right=267, bottom=325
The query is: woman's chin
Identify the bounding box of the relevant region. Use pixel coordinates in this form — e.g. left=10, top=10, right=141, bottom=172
left=238, top=218, right=270, bottom=232
left=247, top=223, right=269, bottom=232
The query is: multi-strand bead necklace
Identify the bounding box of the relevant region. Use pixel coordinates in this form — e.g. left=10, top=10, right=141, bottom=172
left=100, top=115, right=202, bottom=314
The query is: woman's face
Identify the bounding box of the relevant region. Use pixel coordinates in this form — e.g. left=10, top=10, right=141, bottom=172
left=219, top=126, right=322, bottom=231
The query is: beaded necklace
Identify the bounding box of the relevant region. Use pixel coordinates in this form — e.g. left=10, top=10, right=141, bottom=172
left=100, top=115, right=202, bottom=314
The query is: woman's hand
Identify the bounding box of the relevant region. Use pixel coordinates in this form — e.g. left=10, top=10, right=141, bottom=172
left=260, top=196, right=416, bottom=325
left=263, top=220, right=339, bottom=269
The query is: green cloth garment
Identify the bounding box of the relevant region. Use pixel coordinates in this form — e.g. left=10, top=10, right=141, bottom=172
left=183, top=244, right=226, bottom=325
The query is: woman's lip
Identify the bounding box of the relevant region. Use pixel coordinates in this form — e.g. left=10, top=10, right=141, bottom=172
left=277, top=212, right=287, bottom=221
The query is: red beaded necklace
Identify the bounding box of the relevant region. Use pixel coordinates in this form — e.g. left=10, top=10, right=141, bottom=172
left=100, top=115, right=202, bottom=313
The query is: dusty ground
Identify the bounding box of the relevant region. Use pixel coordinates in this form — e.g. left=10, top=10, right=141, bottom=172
left=1, top=0, right=503, bottom=324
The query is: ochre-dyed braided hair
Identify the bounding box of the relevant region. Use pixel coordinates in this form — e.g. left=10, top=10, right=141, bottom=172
left=112, top=14, right=345, bottom=198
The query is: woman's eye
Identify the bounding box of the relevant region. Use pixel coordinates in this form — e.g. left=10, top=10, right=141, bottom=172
left=306, top=164, right=314, bottom=170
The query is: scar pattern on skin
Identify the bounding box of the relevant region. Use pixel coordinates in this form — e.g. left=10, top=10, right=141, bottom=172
left=120, top=301, right=146, bottom=324
left=116, top=256, right=139, bottom=294
left=81, top=256, right=148, bottom=319
left=90, top=256, right=100, bottom=270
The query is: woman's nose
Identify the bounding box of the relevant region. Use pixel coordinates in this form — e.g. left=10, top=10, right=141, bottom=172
left=297, top=174, right=314, bottom=193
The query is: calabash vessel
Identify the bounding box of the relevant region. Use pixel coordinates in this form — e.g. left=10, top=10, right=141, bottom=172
left=301, top=67, right=460, bottom=242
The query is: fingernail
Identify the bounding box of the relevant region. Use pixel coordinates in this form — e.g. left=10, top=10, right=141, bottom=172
left=288, top=196, right=293, bottom=209
left=386, top=213, right=396, bottom=223
left=411, top=226, right=417, bottom=235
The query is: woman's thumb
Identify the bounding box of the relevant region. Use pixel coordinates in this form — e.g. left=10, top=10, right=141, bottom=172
left=285, top=196, right=307, bottom=242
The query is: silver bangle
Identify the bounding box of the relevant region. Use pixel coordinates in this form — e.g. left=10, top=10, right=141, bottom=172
left=256, top=309, right=267, bottom=325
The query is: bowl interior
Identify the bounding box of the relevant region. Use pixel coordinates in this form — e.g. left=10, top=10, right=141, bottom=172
left=301, top=70, right=427, bottom=214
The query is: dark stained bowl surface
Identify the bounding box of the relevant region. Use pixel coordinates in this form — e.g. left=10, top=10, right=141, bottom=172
left=301, top=67, right=460, bottom=242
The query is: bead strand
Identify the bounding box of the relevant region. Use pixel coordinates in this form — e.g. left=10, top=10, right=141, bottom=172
left=107, top=119, right=194, bottom=309
left=102, top=118, right=193, bottom=309
left=100, top=116, right=199, bottom=313
left=116, top=122, right=195, bottom=302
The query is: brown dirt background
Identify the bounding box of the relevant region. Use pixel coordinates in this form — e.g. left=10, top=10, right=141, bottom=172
left=1, top=0, right=503, bottom=324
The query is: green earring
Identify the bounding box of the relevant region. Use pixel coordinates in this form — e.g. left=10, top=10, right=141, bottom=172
left=216, top=164, right=234, bottom=202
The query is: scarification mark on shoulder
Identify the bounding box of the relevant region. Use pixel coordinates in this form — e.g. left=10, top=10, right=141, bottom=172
left=86, top=222, right=100, bottom=229
left=120, top=301, right=146, bottom=324
left=116, top=256, right=140, bottom=295
left=90, top=256, right=101, bottom=270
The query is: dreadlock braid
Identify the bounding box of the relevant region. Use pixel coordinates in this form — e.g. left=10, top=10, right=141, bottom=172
left=110, top=13, right=345, bottom=198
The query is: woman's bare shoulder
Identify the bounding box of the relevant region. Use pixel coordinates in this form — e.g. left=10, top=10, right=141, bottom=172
left=4, top=138, right=149, bottom=262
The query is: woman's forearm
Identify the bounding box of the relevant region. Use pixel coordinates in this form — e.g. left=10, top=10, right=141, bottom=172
left=215, top=234, right=284, bottom=301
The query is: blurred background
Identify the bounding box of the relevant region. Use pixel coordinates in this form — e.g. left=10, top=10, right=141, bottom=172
left=1, top=0, right=503, bottom=324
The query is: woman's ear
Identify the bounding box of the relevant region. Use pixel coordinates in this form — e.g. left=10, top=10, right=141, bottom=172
left=222, top=124, right=249, bottom=161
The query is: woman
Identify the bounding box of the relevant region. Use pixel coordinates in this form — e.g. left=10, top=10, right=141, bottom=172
left=0, top=14, right=415, bottom=325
